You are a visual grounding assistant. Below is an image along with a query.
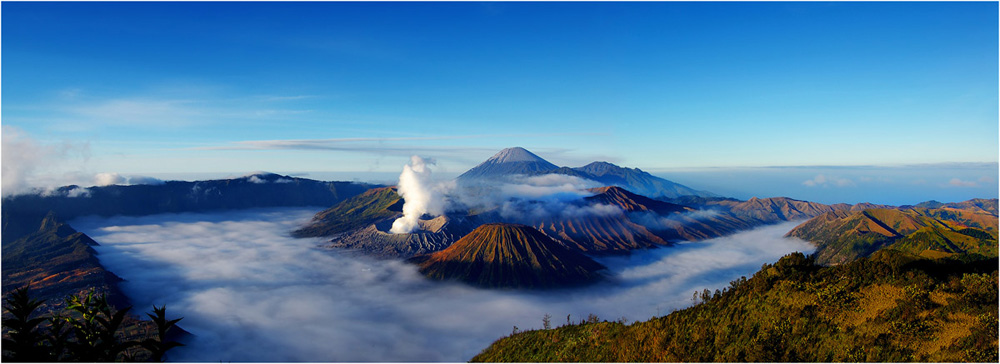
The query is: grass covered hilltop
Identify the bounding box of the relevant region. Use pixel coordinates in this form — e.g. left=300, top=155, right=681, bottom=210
left=473, top=250, right=998, bottom=362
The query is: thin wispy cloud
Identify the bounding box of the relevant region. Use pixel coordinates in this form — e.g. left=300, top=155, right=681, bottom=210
left=1, top=126, right=92, bottom=196
left=802, top=174, right=855, bottom=188
left=258, top=95, right=321, bottom=102
left=187, top=134, right=605, bottom=167
left=71, top=98, right=206, bottom=126
left=191, top=133, right=605, bottom=151
left=946, top=178, right=979, bottom=188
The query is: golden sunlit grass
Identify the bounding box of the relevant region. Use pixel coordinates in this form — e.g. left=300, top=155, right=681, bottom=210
left=473, top=251, right=998, bottom=362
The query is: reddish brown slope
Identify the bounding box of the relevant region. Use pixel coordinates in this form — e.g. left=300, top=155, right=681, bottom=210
left=415, top=223, right=606, bottom=288
left=585, top=186, right=690, bottom=214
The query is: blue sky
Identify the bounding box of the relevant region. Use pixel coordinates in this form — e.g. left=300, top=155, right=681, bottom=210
left=2, top=2, right=997, bottom=204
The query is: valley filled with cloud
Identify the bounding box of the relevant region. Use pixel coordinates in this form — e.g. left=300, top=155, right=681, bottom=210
left=73, top=208, right=813, bottom=362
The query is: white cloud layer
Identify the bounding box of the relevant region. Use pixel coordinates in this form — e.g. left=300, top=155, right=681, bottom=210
left=802, top=174, right=855, bottom=188
left=94, top=172, right=165, bottom=186
left=946, top=178, right=978, bottom=188
left=2, top=126, right=91, bottom=196
left=73, top=209, right=814, bottom=362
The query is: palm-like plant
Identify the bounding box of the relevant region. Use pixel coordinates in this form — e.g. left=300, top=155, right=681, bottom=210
left=2, top=286, right=49, bottom=361
left=140, top=305, right=185, bottom=362
left=3, top=286, right=185, bottom=362
left=62, top=290, right=137, bottom=361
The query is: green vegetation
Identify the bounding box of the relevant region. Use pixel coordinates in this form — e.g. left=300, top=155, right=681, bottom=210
left=787, top=206, right=998, bottom=265
left=2, top=211, right=128, bottom=312
left=292, top=187, right=403, bottom=237
left=2, top=286, right=184, bottom=362
left=472, top=251, right=998, bottom=362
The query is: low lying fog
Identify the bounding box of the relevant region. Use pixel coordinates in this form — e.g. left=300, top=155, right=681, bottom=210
left=72, top=209, right=813, bottom=362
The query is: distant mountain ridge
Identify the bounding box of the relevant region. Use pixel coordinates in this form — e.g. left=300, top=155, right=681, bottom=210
left=570, top=162, right=714, bottom=198
left=2, top=173, right=375, bottom=221
left=457, top=147, right=713, bottom=198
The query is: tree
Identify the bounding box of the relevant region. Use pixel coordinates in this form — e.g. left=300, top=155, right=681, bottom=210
left=2, top=286, right=49, bottom=361
left=141, top=305, right=184, bottom=362
left=61, top=290, right=136, bottom=361
left=2, top=286, right=184, bottom=362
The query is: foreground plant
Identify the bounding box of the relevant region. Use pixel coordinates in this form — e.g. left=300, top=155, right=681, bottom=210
left=1, top=287, right=184, bottom=362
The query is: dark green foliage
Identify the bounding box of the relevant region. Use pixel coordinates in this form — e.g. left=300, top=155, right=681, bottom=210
left=292, top=187, right=403, bottom=237
left=61, top=290, right=135, bottom=361
left=140, top=305, right=184, bottom=362
left=2, top=287, right=49, bottom=361
left=472, top=252, right=999, bottom=362
left=2, top=287, right=183, bottom=362
left=958, top=228, right=995, bottom=241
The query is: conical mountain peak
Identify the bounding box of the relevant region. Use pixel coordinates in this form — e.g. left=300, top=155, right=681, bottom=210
left=415, top=223, right=606, bottom=288
left=486, top=147, right=550, bottom=164
left=457, top=147, right=559, bottom=180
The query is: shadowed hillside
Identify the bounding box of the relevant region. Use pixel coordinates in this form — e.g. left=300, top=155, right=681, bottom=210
left=1, top=211, right=128, bottom=313
left=2, top=173, right=375, bottom=221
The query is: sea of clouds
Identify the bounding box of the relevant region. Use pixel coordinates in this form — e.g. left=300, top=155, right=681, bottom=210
left=73, top=208, right=813, bottom=362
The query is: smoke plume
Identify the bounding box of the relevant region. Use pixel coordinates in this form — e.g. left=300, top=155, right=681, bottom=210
left=390, top=156, right=445, bottom=233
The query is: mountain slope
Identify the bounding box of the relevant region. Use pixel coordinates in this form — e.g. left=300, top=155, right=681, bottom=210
left=914, top=199, right=998, bottom=215
left=413, top=223, right=606, bottom=288
left=292, top=187, right=404, bottom=237
left=787, top=201, right=999, bottom=265
left=1, top=211, right=128, bottom=312
left=457, top=147, right=714, bottom=198
left=326, top=215, right=481, bottom=258
left=457, top=147, right=559, bottom=181
left=728, top=197, right=845, bottom=224
left=472, top=250, right=998, bottom=362
left=531, top=214, right=671, bottom=253
left=585, top=186, right=690, bottom=215
left=572, top=162, right=712, bottom=198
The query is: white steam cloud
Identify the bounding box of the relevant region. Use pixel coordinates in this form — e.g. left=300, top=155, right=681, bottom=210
left=385, top=157, right=630, bottom=228
left=73, top=209, right=813, bottom=362
left=2, top=126, right=91, bottom=196
left=94, top=172, right=165, bottom=186
left=449, top=174, right=609, bottom=222
left=390, top=156, right=446, bottom=233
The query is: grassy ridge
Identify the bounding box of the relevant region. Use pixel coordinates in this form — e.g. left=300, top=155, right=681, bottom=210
left=472, top=251, right=998, bottom=362
left=1, top=211, right=129, bottom=313
left=292, top=186, right=402, bottom=237
left=787, top=206, right=998, bottom=265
